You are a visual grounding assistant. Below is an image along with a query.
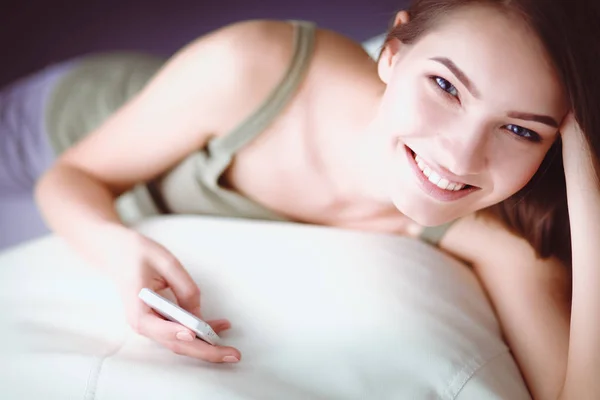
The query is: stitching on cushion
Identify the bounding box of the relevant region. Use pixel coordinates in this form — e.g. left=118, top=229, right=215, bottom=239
left=83, top=336, right=128, bottom=400
left=440, top=349, right=510, bottom=400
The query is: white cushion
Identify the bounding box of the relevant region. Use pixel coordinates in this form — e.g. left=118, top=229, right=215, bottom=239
left=0, top=216, right=531, bottom=399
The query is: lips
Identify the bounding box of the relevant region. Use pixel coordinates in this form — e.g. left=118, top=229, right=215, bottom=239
left=414, top=153, right=469, bottom=192
left=404, top=146, right=479, bottom=202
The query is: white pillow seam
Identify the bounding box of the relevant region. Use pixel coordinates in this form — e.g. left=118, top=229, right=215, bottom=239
left=441, top=348, right=511, bottom=400
left=83, top=336, right=128, bottom=400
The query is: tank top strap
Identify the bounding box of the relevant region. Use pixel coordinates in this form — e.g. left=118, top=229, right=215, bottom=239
left=207, top=20, right=317, bottom=158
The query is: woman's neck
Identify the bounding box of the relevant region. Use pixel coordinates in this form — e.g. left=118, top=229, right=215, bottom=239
left=306, top=69, right=403, bottom=225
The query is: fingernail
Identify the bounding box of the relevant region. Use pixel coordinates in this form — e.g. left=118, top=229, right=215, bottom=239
left=222, top=355, right=239, bottom=363
left=215, top=320, right=231, bottom=328
left=176, top=331, right=194, bottom=342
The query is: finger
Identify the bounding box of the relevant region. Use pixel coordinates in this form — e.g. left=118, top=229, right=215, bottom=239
left=138, top=309, right=196, bottom=343
left=165, top=338, right=241, bottom=363
left=559, top=112, right=577, bottom=133
left=190, top=305, right=203, bottom=319
left=559, top=112, right=586, bottom=140
left=206, top=319, right=231, bottom=334
left=137, top=311, right=241, bottom=362
left=153, top=252, right=201, bottom=314
left=559, top=112, right=589, bottom=157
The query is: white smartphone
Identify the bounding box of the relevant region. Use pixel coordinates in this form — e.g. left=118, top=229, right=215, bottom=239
left=138, top=288, right=220, bottom=345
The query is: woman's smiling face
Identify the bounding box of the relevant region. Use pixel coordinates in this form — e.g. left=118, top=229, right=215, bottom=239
left=372, top=5, right=568, bottom=226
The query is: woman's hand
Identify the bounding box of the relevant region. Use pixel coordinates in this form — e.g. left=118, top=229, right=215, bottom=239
left=104, top=227, right=241, bottom=363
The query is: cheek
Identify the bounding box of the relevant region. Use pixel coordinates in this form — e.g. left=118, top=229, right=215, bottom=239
left=492, top=151, right=547, bottom=196
left=379, top=77, right=447, bottom=140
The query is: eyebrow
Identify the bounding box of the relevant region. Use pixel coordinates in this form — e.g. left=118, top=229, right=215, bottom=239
left=506, top=112, right=559, bottom=128
left=430, top=56, right=481, bottom=98
left=430, top=56, right=559, bottom=129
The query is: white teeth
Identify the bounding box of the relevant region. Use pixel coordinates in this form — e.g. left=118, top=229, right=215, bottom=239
left=413, top=152, right=467, bottom=192
left=428, top=172, right=441, bottom=185
left=437, top=178, right=450, bottom=190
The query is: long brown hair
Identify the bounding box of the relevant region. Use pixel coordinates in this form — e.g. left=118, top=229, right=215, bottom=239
left=382, top=0, right=600, bottom=267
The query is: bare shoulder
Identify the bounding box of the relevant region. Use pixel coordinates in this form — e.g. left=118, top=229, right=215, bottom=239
left=438, top=213, right=524, bottom=266
left=308, top=25, right=381, bottom=90
left=311, top=24, right=376, bottom=67
left=439, top=212, right=563, bottom=269
left=439, top=213, right=571, bottom=301
left=176, top=19, right=304, bottom=133
left=209, top=20, right=378, bottom=94
left=177, top=19, right=376, bottom=132
left=177, top=19, right=296, bottom=76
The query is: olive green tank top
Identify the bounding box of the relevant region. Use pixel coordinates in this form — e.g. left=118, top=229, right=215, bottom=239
left=45, top=20, right=455, bottom=246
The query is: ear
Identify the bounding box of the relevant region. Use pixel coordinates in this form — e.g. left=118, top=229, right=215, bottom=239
left=377, top=10, right=411, bottom=84
left=393, top=10, right=410, bottom=27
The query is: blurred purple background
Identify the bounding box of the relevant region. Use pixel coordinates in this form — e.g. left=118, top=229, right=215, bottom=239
left=1, top=0, right=407, bottom=88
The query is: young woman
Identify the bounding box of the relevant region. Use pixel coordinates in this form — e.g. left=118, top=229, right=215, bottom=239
left=30, top=1, right=600, bottom=398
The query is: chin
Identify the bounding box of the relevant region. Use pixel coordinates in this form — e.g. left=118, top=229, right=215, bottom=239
left=390, top=192, right=459, bottom=227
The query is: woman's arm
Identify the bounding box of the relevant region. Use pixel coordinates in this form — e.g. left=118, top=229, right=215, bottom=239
left=35, top=20, right=297, bottom=265
left=555, top=114, right=600, bottom=399
left=442, top=215, right=571, bottom=400
left=442, top=114, right=600, bottom=400
left=34, top=21, right=301, bottom=364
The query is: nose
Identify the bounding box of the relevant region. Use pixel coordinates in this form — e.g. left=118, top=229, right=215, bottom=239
left=438, top=122, right=488, bottom=177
